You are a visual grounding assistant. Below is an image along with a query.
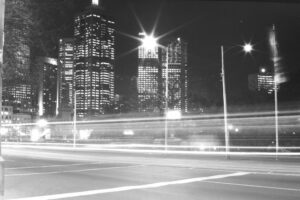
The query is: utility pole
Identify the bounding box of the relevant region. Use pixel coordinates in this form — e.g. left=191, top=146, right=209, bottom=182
left=164, top=47, right=169, bottom=151
left=73, top=91, right=77, bottom=148
left=221, top=46, right=229, bottom=159
left=272, top=25, right=279, bottom=160
left=0, top=0, right=5, bottom=198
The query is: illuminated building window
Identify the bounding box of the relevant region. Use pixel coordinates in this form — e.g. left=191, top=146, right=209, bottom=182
left=74, top=6, right=116, bottom=117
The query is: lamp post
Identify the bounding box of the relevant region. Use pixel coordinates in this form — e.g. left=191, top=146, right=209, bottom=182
left=221, top=43, right=253, bottom=159
left=269, top=25, right=279, bottom=160
left=274, top=78, right=279, bottom=160
left=0, top=0, right=5, bottom=198
left=73, top=91, right=77, bottom=148
left=140, top=33, right=170, bottom=150
left=164, top=48, right=169, bottom=150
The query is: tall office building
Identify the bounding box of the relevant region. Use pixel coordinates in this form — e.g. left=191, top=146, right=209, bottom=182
left=37, top=57, right=58, bottom=117
left=137, top=33, right=162, bottom=112
left=74, top=1, right=116, bottom=118
left=162, top=38, right=188, bottom=113
left=248, top=67, right=276, bottom=94
left=137, top=36, right=188, bottom=113
left=3, top=84, right=32, bottom=113
left=58, top=38, right=74, bottom=112
left=3, top=0, right=32, bottom=114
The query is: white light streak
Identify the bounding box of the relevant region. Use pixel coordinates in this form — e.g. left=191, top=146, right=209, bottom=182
left=166, top=110, right=182, bottom=120
left=4, top=143, right=300, bottom=155
left=2, top=109, right=300, bottom=128
left=123, top=129, right=135, bottom=136
left=37, top=119, right=48, bottom=128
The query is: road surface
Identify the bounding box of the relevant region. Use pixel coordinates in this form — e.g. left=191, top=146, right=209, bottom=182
left=3, top=145, right=300, bottom=200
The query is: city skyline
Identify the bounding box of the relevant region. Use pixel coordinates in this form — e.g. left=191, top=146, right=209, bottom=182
left=1, top=2, right=300, bottom=199
left=30, top=0, right=300, bottom=104
left=3, top=0, right=300, bottom=119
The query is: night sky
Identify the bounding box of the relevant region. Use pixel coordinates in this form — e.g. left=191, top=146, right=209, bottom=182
left=45, top=0, right=300, bottom=106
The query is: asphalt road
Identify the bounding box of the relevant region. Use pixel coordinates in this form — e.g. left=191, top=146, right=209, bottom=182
left=2, top=146, right=300, bottom=200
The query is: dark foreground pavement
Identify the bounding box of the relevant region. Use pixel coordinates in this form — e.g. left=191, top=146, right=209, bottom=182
left=2, top=145, right=300, bottom=200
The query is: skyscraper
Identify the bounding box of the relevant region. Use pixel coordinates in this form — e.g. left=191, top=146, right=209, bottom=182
left=248, top=67, right=276, bottom=94
left=58, top=38, right=74, bottom=112
left=162, top=38, right=188, bottom=113
left=74, top=1, right=115, bottom=118
left=37, top=57, right=58, bottom=117
left=3, top=0, right=32, bottom=114
left=137, top=33, right=162, bottom=112
left=137, top=35, right=188, bottom=113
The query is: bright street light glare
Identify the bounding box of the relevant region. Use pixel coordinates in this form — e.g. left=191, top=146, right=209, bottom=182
left=92, top=0, right=99, bottom=6
left=141, top=34, right=158, bottom=50
left=166, top=110, right=182, bottom=120
left=243, top=43, right=253, bottom=53
left=37, top=119, right=48, bottom=128
left=228, top=124, right=234, bottom=130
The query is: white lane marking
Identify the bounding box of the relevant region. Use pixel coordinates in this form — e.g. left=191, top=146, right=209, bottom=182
left=204, top=180, right=300, bottom=192
left=8, top=172, right=250, bottom=200
left=6, top=165, right=143, bottom=177
left=6, top=162, right=101, bottom=170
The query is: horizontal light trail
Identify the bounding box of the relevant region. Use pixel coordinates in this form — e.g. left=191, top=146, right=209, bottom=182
left=4, top=142, right=300, bottom=150
left=6, top=162, right=102, bottom=170
left=6, top=165, right=142, bottom=177
left=2, top=109, right=300, bottom=127
left=8, top=172, right=250, bottom=200
left=3, top=144, right=300, bottom=156
left=204, top=180, right=300, bottom=192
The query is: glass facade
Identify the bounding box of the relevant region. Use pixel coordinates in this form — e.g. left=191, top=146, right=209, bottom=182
left=162, top=38, right=188, bottom=113
left=74, top=6, right=115, bottom=118
left=37, top=57, right=58, bottom=117
left=137, top=34, right=161, bottom=112
left=257, top=73, right=275, bottom=94
left=3, top=84, right=32, bottom=114
left=58, top=38, right=74, bottom=110
left=3, top=0, right=32, bottom=114
left=137, top=36, right=188, bottom=113
left=248, top=68, right=276, bottom=94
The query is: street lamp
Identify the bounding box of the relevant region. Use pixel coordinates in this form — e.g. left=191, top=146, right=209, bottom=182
left=243, top=43, right=253, bottom=53
left=164, top=46, right=169, bottom=150
left=221, top=43, right=253, bottom=159
left=141, top=33, right=158, bottom=50
left=140, top=33, right=170, bottom=150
